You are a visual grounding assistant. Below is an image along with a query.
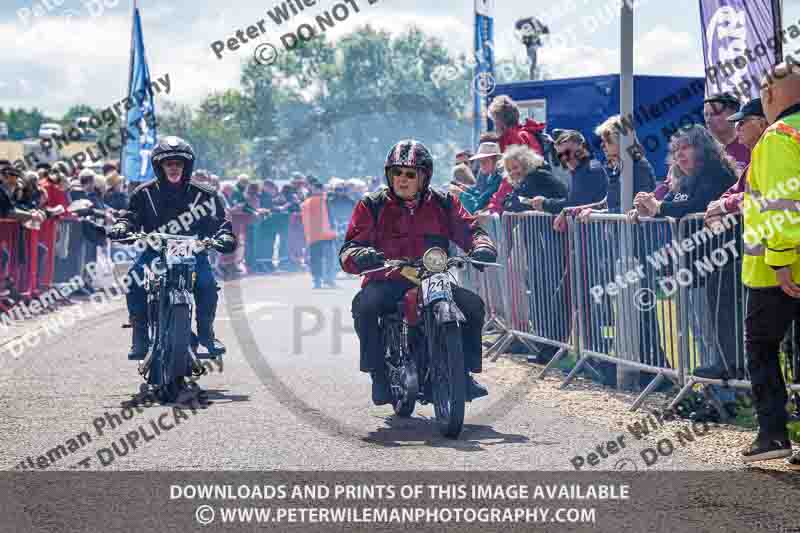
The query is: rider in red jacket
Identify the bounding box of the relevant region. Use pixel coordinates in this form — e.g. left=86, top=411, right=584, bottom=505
left=340, top=140, right=497, bottom=406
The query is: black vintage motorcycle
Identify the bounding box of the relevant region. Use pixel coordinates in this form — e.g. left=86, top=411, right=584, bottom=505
left=112, top=232, right=220, bottom=403
left=361, top=247, right=498, bottom=438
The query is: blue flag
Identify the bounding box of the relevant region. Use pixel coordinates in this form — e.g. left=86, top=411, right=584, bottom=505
left=122, top=5, right=157, bottom=185
left=699, top=0, right=783, bottom=100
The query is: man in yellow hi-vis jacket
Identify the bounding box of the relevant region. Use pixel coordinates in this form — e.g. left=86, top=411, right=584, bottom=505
left=741, top=61, right=800, bottom=467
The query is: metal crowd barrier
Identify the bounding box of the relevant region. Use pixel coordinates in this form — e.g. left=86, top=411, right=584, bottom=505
left=477, top=209, right=800, bottom=412
left=566, top=213, right=683, bottom=409
left=667, top=213, right=800, bottom=419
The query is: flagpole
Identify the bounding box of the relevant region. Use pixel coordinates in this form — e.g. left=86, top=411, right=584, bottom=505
left=121, top=0, right=136, bottom=169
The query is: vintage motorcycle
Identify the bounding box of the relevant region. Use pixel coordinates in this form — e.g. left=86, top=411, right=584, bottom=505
left=112, top=231, right=220, bottom=403
left=361, top=247, right=499, bottom=438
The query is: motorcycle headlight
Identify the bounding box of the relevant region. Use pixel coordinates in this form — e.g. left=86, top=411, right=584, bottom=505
left=423, top=247, right=448, bottom=273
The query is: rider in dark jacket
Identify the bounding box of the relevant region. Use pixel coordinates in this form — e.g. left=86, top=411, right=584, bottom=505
left=108, top=137, right=237, bottom=361
left=340, top=140, right=497, bottom=406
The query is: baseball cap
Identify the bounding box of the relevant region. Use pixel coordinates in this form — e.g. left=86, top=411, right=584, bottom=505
left=727, top=98, right=765, bottom=122
left=704, top=92, right=741, bottom=111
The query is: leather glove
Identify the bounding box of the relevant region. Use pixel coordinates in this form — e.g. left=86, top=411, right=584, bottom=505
left=107, top=223, right=129, bottom=241
left=469, top=246, right=497, bottom=271
left=352, top=248, right=386, bottom=271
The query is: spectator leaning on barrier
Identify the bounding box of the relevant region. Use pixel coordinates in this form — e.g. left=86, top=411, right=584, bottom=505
left=103, top=172, right=128, bottom=212
left=704, top=92, right=751, bottom=175
left=527, top=130, right=607, bottom=214
left=555, top=116, right=657, bottom=231
left=739, top=62, right=800, bottom=467
left=0, top=162, right=45, bottom=224
left=460, top=142, right=504, bottom=214
left=704, top=98, right=768, bottom=225
left=692, top=99, right=770, bottom=384
left=501, top=145, right=567, bottom=214
left=634, top=125, right=737, bottom=219
left=448, top=163, right=476, bottom=201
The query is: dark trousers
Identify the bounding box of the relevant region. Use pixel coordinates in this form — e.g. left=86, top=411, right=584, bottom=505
left=126, top=249, right=218, bottom=329
left=309, top=240, right=335, bottom=284
left=707, top=261, right=743, bottom=372
left=352, top=280, right=485, bottom=374
left=744, top=287, right=796, bottom=439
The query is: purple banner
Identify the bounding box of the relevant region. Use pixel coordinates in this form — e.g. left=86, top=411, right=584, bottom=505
left=699, top=0, right=782, bottom=101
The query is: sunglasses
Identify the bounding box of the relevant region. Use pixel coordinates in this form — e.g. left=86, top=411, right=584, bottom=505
left=389, top=168, right=418, bottom=179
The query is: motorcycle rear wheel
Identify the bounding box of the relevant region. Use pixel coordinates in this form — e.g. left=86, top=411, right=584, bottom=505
left=432, top=323, right=465, bottom=439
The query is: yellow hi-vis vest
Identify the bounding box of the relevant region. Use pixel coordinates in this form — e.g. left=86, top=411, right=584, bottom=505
left=742, top=111, right=800, bottom=288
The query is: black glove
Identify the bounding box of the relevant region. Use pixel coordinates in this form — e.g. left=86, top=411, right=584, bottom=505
left=352, top=248, right=385, bottom=271
left=469, top=246, right=496, bottom=271
left=211, top=235, right=236, bottom=254
left=107, top=223, right=129, bottom=241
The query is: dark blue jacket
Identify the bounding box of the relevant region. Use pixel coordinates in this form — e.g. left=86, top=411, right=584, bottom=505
left=541, top=158, right=607, bottom=214
left=606, top=157, right=656, bottom=214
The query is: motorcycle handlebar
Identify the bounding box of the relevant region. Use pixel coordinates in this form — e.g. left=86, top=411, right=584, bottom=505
left=359, top=255, right=501, bottom=275
left=110, top=232, right=220, bottom=251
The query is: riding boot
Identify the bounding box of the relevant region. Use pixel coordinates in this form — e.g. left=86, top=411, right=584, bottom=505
left=128, top=316, right=150, bottom=360
left=197, top=316, right=226, bottom=357
left=466, top=372, right=488, bottom=401
left=370, top=367, right=392, bottom=406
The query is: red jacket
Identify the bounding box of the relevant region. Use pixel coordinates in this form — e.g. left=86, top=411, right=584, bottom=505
left=498, top=119, right=545, bottom=155
left=340, top=188, right=496, bottom=286
left=486, top=179, right=513, bottom=214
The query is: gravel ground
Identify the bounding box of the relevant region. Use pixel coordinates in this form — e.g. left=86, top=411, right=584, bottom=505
left=488, top=354, right=798, bottom=472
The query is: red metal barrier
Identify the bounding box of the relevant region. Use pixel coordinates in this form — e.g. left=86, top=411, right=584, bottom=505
left=0, top=219, right=19, bottom=312
left=38, top=218, right=58, bottom=290
left=17, top=226, right=40, bottom=299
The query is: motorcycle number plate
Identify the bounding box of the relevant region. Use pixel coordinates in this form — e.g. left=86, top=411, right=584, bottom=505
left=422, top=273, right=450, bottom=305
left=166, top=241, right=192, bottom=261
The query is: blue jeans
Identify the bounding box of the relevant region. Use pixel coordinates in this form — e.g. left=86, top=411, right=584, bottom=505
left=125, top=249, right=218, bottom=324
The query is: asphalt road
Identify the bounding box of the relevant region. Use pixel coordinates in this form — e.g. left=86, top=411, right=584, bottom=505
left=0, top=272, right=718, bottom=472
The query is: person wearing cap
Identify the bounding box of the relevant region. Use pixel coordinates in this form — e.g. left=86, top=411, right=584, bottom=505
left=739, top=63, right=800, bottom=467
left=527, top=130, right=607, bottom=214
left=704, top=92, right=751, bottom=174
left=460, top=142, right=504, bottom=214
left=704, top=98, right=769, bottom=226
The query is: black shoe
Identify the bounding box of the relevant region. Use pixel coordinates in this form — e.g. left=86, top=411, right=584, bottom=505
left=466, top=375, right=488, bottom=401
left=197, top=320, right=226, bottom=357
left=128, top=318, right=149, bottom=360
left=693, top=362, right=735, bottom=380
left=370, top=371, right=392, bottom=406
left=741, top=436, right=792, bottom=463
left=785, top=452, right=800, bottom=470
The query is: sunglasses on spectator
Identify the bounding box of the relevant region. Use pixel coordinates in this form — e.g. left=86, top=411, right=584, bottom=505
left=389, top=168, right=418, bottom=179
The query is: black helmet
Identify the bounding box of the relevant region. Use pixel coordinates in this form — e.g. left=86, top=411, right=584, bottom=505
left=151, top=136, right=195, bottom=182
left=384, top=139, right=434, bottom=193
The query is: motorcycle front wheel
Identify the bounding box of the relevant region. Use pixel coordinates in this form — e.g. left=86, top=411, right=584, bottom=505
left=431, top=322, right=465, bottom=439
left=159, top=304, right=192, bottom=403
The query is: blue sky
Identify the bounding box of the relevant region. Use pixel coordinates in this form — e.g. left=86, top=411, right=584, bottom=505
left=1, top=0, right=798, bottom=115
